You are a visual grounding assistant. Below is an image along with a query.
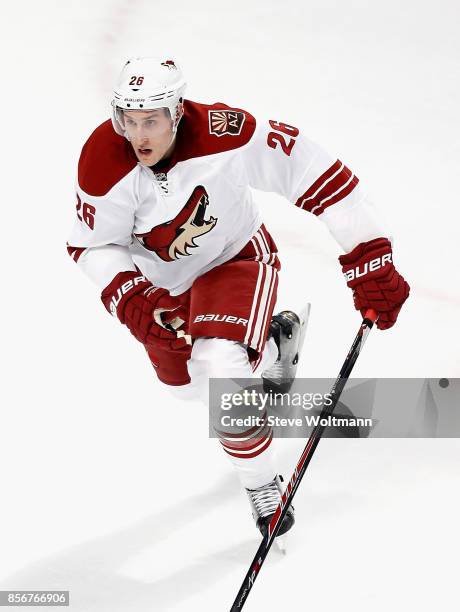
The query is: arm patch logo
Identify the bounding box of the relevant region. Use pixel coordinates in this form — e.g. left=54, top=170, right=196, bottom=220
left=209, top=110, right=246, bottom=136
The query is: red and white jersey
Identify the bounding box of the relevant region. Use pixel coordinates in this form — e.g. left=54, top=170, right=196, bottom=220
left=68, top=100, right=384, bottom=294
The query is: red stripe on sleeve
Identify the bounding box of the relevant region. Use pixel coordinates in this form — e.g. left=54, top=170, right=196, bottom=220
left=317, top=174, right=359, bottom=215
left=295, top=159, right=359, bottom=215
left=66, top=244, right=86, bottom=263
left=295, top=159, right=342, bottom=210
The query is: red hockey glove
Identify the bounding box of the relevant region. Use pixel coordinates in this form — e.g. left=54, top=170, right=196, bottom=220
left=101, top=271, right=191, bottom=350
left=339, top=237, right=410, bottom=330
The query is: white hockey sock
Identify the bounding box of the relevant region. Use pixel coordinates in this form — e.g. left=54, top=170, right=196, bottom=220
left=167, top=338, right=277, bottom=490
left=252, top=335, right=278, bottom=375
left=217, top=418, right=277, bottom=490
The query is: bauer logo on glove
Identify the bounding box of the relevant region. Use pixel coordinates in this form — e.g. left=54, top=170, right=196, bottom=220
left=339, top=237, right=410, bottom=330
left=107, top=274, right=148, bottom=316
left=101, top=270, right=191, bottom=351
left=343, top=252, right=392, bottom=282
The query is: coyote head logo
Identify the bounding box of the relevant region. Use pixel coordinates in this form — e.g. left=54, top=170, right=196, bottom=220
left=135, top=185, right=217, bottom=262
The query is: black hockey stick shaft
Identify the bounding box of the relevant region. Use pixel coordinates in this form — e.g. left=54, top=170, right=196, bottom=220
left=229, top=309, right=378, bottom=611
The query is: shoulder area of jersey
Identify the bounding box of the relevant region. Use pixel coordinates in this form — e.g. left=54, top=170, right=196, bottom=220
left=78, top=119, right=138, bottom=197
left=178, top=99, right=256, bottom=156
left=77, top=100, right=257, bottom=198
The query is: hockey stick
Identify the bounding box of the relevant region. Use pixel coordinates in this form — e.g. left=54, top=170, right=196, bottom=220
left=229, top=309, right=378, bottom=611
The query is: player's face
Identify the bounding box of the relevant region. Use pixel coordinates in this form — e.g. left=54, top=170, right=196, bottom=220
left=122, top=109, right=175, bottom=166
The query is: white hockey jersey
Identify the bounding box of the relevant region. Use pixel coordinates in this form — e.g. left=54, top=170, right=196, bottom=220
left=68, top=100, right=384, bottom=295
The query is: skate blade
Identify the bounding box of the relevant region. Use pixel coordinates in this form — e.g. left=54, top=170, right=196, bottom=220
left=296, top=302, right=311, bottom=360
left=275, top=534, right=288, bottom=555
left=262, top=302, right=311, bottom=392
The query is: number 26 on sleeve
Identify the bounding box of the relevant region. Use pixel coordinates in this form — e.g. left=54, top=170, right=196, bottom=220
left=267, top=120, right=299, bottom=156
left=76, top=194, right=96, bottom=230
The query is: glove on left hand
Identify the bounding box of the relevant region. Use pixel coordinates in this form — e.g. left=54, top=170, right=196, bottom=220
left=101, top=271, right=191, bottom=350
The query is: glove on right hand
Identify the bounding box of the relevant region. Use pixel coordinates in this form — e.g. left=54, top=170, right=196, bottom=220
left=339, top=237, right=410, bottom=330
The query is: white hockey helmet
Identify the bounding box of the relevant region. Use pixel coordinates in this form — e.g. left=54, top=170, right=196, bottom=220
left=111, top=57, right=187, bottom=137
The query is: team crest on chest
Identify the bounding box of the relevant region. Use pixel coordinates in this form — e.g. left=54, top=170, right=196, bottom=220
left=135, top=186, right=217, bottom=262
left=209, top=110, right=245, bottom=137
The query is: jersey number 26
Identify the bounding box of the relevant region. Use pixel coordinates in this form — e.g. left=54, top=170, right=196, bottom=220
left=76, top=194, right=96, bottom=230
left=267, top=120, right=299, bottom=157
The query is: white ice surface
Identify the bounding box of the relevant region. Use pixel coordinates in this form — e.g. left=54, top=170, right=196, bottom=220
left=1, top=1, right=459, bottom=610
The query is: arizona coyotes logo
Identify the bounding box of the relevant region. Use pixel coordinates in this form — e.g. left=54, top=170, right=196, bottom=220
left=209, top=110, right=245, bottom=136
left=161, top=59, right=177, bottom=70
left=135, top=186, right=217, bottom=262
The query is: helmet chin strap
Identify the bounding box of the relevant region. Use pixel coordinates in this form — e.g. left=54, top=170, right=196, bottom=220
left=164, top=132, right=177, bottom=157
left=161, top=102, right=184, bottom=158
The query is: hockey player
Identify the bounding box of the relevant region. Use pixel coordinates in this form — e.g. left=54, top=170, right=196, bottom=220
left=67, top=57, right=409, bottom=538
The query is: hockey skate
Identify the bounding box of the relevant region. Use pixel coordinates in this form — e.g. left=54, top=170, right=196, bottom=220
left=262, top=304, right=311, bottom=394
left=246, top=475, right=294, bottom=545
